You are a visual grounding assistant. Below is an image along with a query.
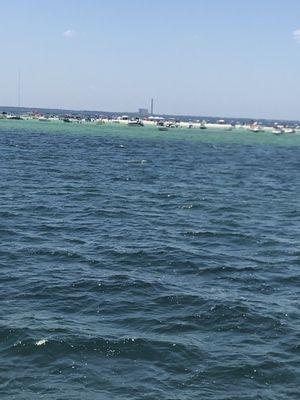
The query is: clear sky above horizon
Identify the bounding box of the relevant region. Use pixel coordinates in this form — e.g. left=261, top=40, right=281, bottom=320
left=2, top=0, right=300, bottom=119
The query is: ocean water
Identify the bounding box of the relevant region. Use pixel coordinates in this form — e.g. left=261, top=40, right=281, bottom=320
left=0, top=120, right=299, bottom=400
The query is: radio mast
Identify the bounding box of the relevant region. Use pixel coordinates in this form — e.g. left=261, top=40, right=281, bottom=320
left=17, top=68, right=21, bottom=108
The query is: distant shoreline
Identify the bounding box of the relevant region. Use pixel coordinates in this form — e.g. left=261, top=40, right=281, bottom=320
left=0, top=110, right=299, bottom=135
left=0, top=105, right=299, bottom=126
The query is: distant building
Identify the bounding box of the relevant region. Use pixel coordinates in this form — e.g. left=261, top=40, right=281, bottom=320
left=139, top=108, right=148, bottom=118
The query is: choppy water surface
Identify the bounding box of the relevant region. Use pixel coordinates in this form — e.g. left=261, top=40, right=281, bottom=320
left=0, top=120, right=299, bottom=399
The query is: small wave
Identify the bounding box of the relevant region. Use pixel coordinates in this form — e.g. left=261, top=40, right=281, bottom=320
left=10, top=336, right=204, bottom=363
left=127, top=159, right=148, bottom=164
left=35, top=339, right=48, bottom=346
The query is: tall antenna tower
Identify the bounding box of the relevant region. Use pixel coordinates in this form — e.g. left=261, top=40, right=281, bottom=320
left=17, top=68, right=21, bottom=108
left=150, top=98, right=154, bottom=115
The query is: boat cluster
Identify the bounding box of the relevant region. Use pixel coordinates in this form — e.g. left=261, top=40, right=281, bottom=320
left=0, top=112, right=298, bottom=135
left=246, top=122, right=296, bottom=134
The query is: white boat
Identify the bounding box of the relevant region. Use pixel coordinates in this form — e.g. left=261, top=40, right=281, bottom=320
left=283, top=128, right=295, bottom=134
left=128, top=119, right=144, bottom=126
left=38, top=116, right=48, bottom=121
left=272, top=128, right=283, bottom=135
left=248, top=125, right=262, bottom=132
left=6, top=114, right=22, bottom=120
left=95, top=118, right=105, bottom=124
left=20, top=114, right=32, bottom=120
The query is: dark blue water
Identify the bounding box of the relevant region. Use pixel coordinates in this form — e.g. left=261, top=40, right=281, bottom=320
left=1, top=121, right=299, bottom=399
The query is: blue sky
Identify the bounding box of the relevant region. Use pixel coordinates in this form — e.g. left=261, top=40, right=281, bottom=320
left=1, top=0, right=300, bottom=119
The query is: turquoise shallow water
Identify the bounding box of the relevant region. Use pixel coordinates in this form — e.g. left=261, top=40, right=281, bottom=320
left=0, top=120, right=299, bottom=399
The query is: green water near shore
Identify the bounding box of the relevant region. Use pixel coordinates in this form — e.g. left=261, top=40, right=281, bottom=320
left=1, top=119, right=300, bottom=147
